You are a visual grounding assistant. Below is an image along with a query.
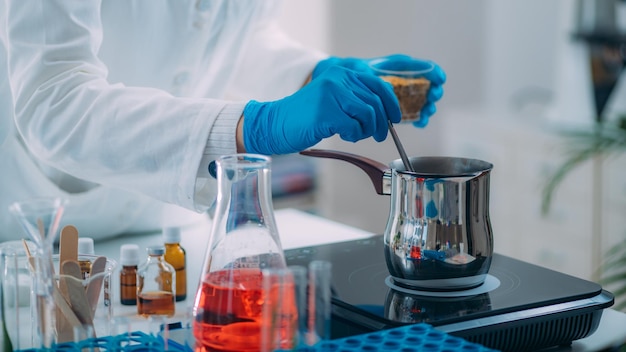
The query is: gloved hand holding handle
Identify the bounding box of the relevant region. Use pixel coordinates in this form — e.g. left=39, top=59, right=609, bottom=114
left=314, top=55, right=446, bottom=127
left=243, top=66, right=401, bottom=155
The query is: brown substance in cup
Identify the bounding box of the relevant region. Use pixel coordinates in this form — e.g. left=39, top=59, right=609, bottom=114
left=381, top=75, right=431, bottom=122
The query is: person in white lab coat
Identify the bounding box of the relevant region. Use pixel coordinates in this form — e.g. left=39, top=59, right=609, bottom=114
left=0, top=0, right=445, bottom=240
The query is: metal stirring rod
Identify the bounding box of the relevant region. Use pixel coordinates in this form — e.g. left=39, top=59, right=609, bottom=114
left=387, top=120, right=415, bottom=173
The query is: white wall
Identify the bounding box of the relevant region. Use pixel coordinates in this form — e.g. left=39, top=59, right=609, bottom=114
left=277, top=1, right=331, bottom=52
left=326, top=0, right=488, bottom=111
left=483, top=0, right=561, bottom=116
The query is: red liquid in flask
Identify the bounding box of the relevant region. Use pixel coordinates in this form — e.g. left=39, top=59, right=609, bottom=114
left=193, top=268, right=297, bottom=352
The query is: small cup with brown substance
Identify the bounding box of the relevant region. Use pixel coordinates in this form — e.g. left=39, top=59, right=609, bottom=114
left=369, top=57, right=434, bottom=123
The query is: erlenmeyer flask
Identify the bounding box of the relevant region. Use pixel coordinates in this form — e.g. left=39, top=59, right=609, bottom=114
left=192, top=154, right=289, bottom=352
left=8, top=197, right=67, bottom=349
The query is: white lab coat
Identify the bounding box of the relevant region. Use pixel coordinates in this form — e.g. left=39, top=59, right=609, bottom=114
left=0, top=0, right=326, bottom=240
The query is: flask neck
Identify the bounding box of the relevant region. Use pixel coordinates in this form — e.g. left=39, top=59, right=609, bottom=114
left=206, top=154, right=285, bottom=272
left=215, top=154, right=276, bottom=230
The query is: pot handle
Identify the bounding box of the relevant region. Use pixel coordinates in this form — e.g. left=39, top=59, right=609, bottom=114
left=300, top=149, right=388, bottom=195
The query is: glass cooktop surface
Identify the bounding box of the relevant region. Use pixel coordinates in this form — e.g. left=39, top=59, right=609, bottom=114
left=284, top=234, right=606, bottom=328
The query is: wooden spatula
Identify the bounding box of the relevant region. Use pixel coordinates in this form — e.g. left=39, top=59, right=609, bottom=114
left=59, top=225, right=79, bottom=289
left=59, top=226, right=79, bottom=263
left=62, top=260, right=95, bottom=336
left=85, top=256, right=107, bottom=317
left=57, top=225, right=79, bottom=340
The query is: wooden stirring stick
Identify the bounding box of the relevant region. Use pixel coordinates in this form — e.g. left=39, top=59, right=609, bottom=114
left=21, top=239, right=30, bottom=260
left=62, top=260, right=95, bottom=336
left=58, top=226, right=79, bottom=298
left=59, top=226, right=79, bottom=264
left=57, top=226, right=80, bottom=342
left=85, top=256, right=107, bottom=317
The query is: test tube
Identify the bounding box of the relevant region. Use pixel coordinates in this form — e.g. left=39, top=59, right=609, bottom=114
left=109, top=316, right=133, bottom=348
left=288, top=262, right=333, bottom=348
left=307, top=260, right=332, bottom=345
left=260, top=268, right=298, bottom=352
left=148, top=314, right=188, bottom=351
left=32, top=254, right=56, bottom=349
left=287, top=266, right=308, bottom=347
left=182, top=303, right=195, bottom=351
left=148, top=315, right=168, bottom=350
left=73, top=324, right=95, bottom=352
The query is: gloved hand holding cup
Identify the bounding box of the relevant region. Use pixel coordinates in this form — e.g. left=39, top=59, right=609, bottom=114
left=242, top=54, right=446, bottom=156
left=313, top=54, right=446, bottom=128
left=368, top=55, right=446, bottom=127
left=243, top=66, right=401, bottom=155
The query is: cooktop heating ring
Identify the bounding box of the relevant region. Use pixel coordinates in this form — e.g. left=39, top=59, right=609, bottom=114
left=384, top=274, right=501, bottom=298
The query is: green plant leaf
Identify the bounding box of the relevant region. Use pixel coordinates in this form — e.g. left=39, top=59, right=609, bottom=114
left=542, top=116, right=626, bottom=314
left=600, top=238, right=626, bottom=312
left=541, top=119, right=626, bottom=215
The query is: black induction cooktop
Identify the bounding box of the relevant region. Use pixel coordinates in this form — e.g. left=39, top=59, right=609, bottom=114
left=285, top=235, right=614, bottom=352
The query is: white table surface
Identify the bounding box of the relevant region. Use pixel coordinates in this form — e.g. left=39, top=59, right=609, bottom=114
left=5, top=208, right=625, bottom=350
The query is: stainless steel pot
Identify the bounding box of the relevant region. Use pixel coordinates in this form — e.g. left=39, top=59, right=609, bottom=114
left=300, top=149, right=494, bottom=291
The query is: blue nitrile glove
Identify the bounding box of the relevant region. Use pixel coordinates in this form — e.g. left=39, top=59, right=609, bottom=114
left=243, top=66, right=401, bottom=155
left=312, top=56, right=371, bottom=78
left=314, top=55, right=446, bottom=128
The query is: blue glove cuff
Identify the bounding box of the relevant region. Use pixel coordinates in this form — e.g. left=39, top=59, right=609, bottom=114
left=243, top=100, right=295, bottom=156
left=243, top=101, right=271, bottom=155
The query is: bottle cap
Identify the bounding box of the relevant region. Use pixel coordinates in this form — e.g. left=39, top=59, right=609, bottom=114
left=119, top=244, right=140, bottom=266
left=77, top=237, right=95, bottom=255
left=162, top=227, right=181, bottom=244
left=147, top=245, right=165, bottom=256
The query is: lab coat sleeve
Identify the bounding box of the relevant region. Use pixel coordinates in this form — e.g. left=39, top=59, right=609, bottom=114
left=0, top=27, right=12, bottom=147
left=227, top=2, right=329, bottom=101
left=6, top=0, right=233, bottom=212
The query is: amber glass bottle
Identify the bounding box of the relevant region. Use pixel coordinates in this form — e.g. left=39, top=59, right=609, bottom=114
left=77, top=237, right=95, bottom=279
left=163, top=227, right=187, bottom=301
left=119, top=244, right=140, bottom=306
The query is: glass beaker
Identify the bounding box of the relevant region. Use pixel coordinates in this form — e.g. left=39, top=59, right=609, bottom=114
left=1, top=240, right=36, bottom=350
left=192, top=154, right=287, bottom=352
left=8, top=197, right=67, bottom=349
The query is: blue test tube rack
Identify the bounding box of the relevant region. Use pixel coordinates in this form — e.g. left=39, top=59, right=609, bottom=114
left=279, top=323, right=499, bottom=352
left=15, top=331, right=185, bottom=352
left=15, top=323, right=498, bottom=352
